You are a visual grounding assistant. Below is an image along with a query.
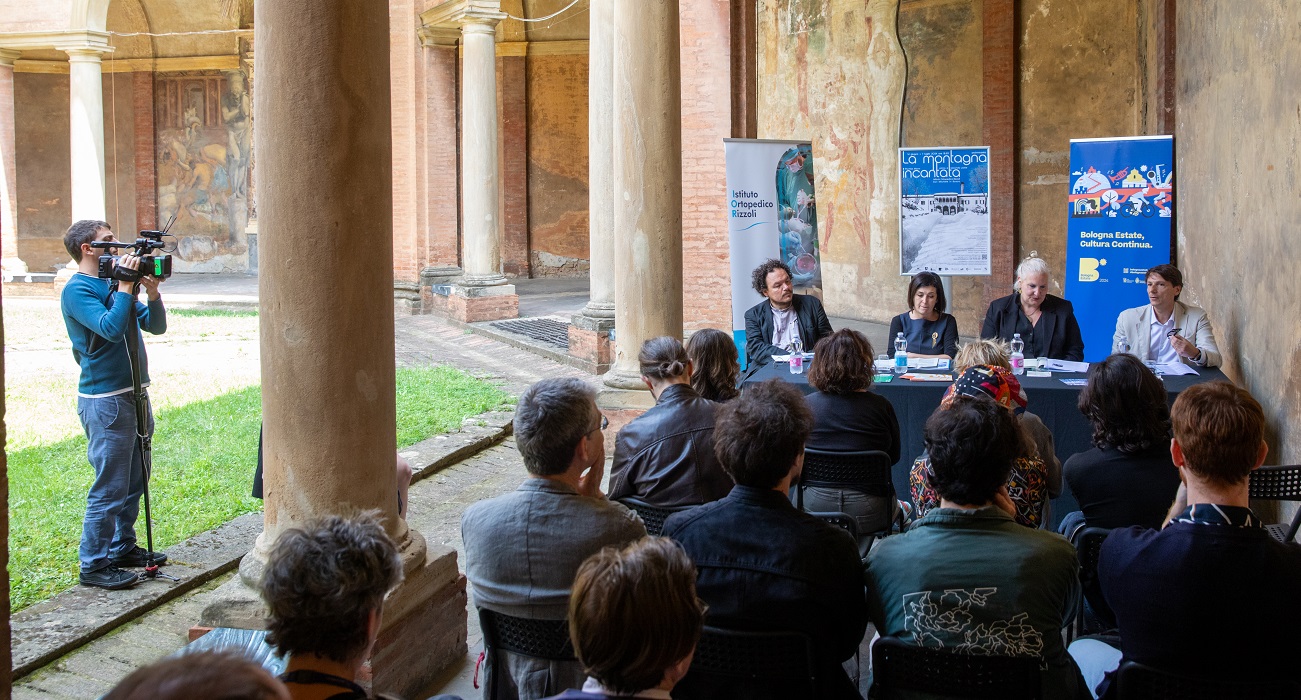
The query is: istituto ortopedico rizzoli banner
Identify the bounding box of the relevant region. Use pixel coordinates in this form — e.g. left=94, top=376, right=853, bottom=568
left=1065, top=135, right=1174, bottom=362
left=723, top=139, right=822, bottom=369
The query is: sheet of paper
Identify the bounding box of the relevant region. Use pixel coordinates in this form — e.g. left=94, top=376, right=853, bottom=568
left=1044, top=359, right=1091, bottom=373
left=1148, top=362, right=1198, bottom=376
left=1026, top=370, right=1052, bottom=378
left=1059, top=378, right=1089, bottom=386
left=907, top=357, right=950, bottom=369
left=902, top=373, right=954, bottom=382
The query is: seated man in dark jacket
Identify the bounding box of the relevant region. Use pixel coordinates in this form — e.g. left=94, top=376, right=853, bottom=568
left=1069, top=382, right=1301, bottom=698
left=610, top=336, right=730, bottom=508
left=663, top=380, right=867, bottom=700
left=743, top=258, right=833, bottom=367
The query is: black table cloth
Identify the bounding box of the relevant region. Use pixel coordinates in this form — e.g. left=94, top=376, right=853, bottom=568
left=741, top=361, right=1230, bottom=527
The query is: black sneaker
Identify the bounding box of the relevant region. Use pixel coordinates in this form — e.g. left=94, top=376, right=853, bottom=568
left=80, top=566, right=140, bottom=590
left=112, top=546, right=168, bottom=568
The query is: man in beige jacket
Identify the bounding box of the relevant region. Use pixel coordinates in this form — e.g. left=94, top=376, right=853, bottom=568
left=1112, top=264, right=1221, bottom=368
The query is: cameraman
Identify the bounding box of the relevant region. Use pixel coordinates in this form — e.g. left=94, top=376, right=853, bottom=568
left=60, top=220, right=168, bottom=590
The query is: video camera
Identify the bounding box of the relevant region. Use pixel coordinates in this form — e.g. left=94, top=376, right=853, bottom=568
left=92, top=217, right=176, bottom=283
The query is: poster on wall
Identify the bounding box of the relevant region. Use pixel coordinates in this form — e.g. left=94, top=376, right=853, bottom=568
left=723, top=139, right=822, bottom=368
left=1064, top=135, right=1174, bottom=362
left=898, top=147, right=991, bottom=275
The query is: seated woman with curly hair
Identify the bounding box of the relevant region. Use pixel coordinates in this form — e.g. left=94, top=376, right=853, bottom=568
left=909, top=365, right=1050, bottom=528
left=802, top=329, right=901, bottom=554
left=1060, top=353, right=1180, bottom=535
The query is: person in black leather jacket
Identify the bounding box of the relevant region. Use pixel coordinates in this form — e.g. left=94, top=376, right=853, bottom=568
left=609, top=336, right=732, bottom=508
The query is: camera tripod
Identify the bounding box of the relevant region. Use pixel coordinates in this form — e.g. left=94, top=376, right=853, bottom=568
left=121, top=279, right=178, bottom=583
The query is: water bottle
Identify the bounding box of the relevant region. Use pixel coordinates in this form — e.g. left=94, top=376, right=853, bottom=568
left=1116, top=332, right=1131, bottom=355
left=789, top=337, right=804, bottom=375
left=1010, top=333, right=1025, bottom=375
left=893, top=333, right=908, bottom=375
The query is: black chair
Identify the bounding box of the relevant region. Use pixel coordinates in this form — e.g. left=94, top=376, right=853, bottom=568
left=676, top=626, right=817, bottom=699
left=797, top=448, right=902, bottom=539
left=1069, top=526, right=1117, bottom=639
left=810, top=511, right=860, bottom=542
left=477, top=608, right=575, bottom=700
left=615, top=497, right=694, bottom=536
left=1248, top=465, right=1301, bottom=543
left=869, top=636, right=1041, bottom=700
left=1113, top=659, right=1301, bottom=699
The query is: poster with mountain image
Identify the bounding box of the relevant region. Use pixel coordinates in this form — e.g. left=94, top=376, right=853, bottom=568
left=899, top=147, right=991, bottom=275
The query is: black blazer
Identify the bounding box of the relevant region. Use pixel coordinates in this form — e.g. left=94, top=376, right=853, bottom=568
left=980, top=293, right=1085, bottom=362
left=743, top=294, right=834, bottom=367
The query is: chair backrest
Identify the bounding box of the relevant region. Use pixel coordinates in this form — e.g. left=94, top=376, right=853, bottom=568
left=870, top=636, right=1041, bottom=700
left=1070, top=526, right=1117, bottom=636
left=688, top=626, right=817, bottom=689
left=801, top=448, right=895, bottom=495
left=477, top=608, right=575, bottom=661
left=1249, top=465, right=1301, bottom=501
left=808, top=511, right=859, bottom=543
left=615, top=497, right=694, bottom=537
left=1114, top=659, right=1301, bottom=700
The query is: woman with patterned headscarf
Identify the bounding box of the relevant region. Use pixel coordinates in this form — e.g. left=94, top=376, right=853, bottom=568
left=909, top=365, right=1051, bottom=528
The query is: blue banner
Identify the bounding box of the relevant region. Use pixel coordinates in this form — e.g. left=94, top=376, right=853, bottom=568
left=1065, top=136, right=1174, bottom=362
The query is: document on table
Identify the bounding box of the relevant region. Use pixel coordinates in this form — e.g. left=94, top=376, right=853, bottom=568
left=1059, top=378, right=1089, bottom=386
left=908, top=357, right=951, bottom=370
left=902, top=373, right=954, bottom=382
left=1147, top=362, right=1199, bottom=376
left=1043, top=359, right=1091, bottom=373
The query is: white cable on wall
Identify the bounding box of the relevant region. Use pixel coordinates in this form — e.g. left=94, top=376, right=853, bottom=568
left=504, top=0, right=583, bottom=23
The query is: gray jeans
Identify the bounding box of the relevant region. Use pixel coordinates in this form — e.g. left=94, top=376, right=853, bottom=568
left=799, top=485, right=896, bottom=557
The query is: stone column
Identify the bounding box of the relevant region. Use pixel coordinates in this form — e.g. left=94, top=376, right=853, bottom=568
left=447, top=8, right=519, bottom=322
left=0, top=49, right=24, bottom=276
left=64, top=47, right=108, bottom=222
left=600, top=0, right=683, bottom=410
left=201, top=2, right=466, bottom=694
left=568, top=0, right=615, bottom=373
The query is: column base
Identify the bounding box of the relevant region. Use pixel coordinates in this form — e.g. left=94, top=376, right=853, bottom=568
left=53, top=261, right=77, bottom=295
left=596, top=378, right=654, bottom=453
left=447, top=283, right=518, bottom=323
left=1, top=257, right=29, bottom=275
left=569, top=311, right=615, bottom=374
left=394, top=281, right=422, bottom=316
left=201, top=534, right=466, bottom=699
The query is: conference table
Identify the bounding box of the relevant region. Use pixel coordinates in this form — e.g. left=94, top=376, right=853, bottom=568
left=741, top=360, right=1230, bottom=527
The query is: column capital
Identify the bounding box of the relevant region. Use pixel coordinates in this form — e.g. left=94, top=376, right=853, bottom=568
left=420, top=0, right=506, bottom=33
left=59, top=46, right=113, bottom=63
left=418, top=25, right=462, bottom=47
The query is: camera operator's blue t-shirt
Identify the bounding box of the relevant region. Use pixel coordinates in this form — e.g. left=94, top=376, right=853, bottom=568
left=60, top=272, right=167, bottom=397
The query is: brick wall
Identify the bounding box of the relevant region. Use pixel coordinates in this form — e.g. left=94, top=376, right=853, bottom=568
left=391, top=0, right=422, bottom=287
left=526, top=52, right=588, bottom=278
left=132, top=72, right=155, bottom=232
left=680, top=0, right=734, bottom=332
left=427, top=44, right=460, bottom=269
left=498, top=55, right=528, bottom=277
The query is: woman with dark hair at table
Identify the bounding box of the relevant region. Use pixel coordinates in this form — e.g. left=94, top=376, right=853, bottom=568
left=1059, top=353, right=1180, bottom=537
left=802, top=329, right=901, bottom=554
left=685, top=328, right=740, bottom=403
left=888, top=271, right=959, bottom=359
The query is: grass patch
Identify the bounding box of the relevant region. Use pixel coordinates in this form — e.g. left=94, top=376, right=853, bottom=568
left=8, top=366, right=510, bottom=612
left=167, top=308, right=259, bottom=318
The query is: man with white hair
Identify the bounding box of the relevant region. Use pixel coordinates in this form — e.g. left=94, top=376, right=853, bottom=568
left=980, top=255, right=1085, bottom=361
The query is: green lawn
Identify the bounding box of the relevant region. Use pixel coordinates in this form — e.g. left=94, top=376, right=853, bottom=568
left=7, top=365, right=510, bottom=612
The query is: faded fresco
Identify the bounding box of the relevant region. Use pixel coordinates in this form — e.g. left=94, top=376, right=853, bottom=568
left=155, top=70, right=251, bottom=272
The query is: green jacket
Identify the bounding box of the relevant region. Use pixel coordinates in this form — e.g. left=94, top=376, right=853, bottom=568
left=864, top=506, right=1088, bottom=700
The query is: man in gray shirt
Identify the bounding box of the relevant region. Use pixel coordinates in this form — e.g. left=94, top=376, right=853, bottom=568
left=462, top=377, right=646, bottom=699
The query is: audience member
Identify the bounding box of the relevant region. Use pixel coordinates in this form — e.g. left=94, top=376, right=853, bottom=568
left=803, top=329, right=902, bottom=554
left=953, top=339, right=1062, bottom=487
left=1062, top=354, right=1180, bottom=534
left=1069, top=382, right=1301, bottom=698
left=888, top=271, right=959, bottom=358
left=981, top=254, right=1085, bottom=361
left=685, top=328, right=740, bottom=402
left=261, top=512, right=428, bottom=700
left=463, top=377, right=647, bottom=699
left=663, top=380, right=867, bottom=700
left=105, top=651, right=290, bottom=700
left=610, top=337, right=731, bottom=507
left=742, top=258, right=833, bottom=367
left=910, top=366, right=1051, bottom=528
left=545, top=537, right=706, bottom=700
left=866, top=396, right=1088, bottom=700
left=1112, top=263, right=1221, bottom=367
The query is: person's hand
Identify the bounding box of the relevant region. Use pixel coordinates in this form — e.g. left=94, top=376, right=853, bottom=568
left=578, top=458, right=606, bottom=499
left=139, top=272, right=161, bottom=300
left=993, top=484, right=1017, bottom=518
left=116, top=254, right=141, bottom=294
left=1170, top=334, right=1198, bottom=360
left=1162, top=482, right=1188, bottom=528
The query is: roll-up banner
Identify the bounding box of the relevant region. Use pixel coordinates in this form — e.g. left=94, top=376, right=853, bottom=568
left=899, top=147, right=992, bottom=275
left=723, top=139, right=822, bottom=369
left=1065, top=136, right=1174, bottom=362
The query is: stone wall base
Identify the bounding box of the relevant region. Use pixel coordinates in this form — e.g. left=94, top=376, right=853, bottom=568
left=447, top=284, right=519, bottom=323
left=596, top=384, right=655, bottom=455
left=568, top=325, right=612, bottom=374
